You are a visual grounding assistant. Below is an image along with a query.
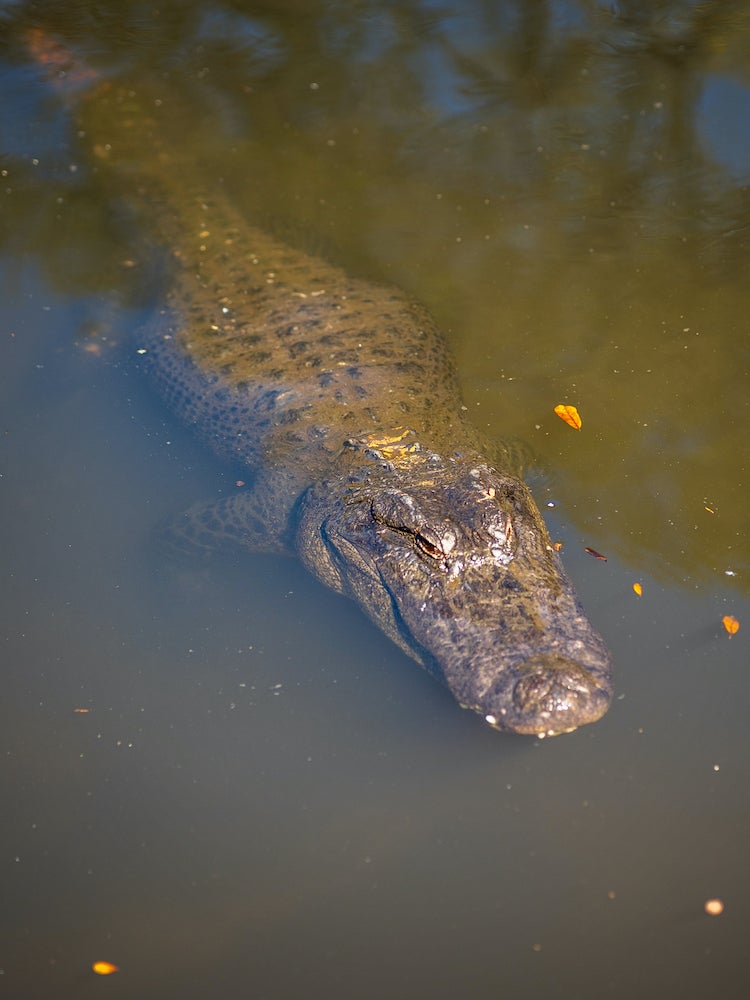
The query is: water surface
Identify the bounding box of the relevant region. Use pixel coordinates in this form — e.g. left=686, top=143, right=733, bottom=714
left=2, top=2, right=749, bottom=998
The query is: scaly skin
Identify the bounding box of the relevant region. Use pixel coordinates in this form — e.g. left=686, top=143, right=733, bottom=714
left=40, top=53, right=614, bottom=736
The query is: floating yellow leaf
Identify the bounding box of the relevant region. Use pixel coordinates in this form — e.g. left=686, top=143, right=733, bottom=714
left=92, top=961, right=119, bottom=976
left=554, top=404, right=582, bottom=430
left=722, top=615, right=740, bottom=636
left=633, top=582, right=643, bottom=596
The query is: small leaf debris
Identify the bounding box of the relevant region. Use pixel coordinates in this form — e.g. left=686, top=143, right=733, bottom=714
left=722, top=615, right=740, bottom=637
left=92, top=961, right=119, bottom=976
left=584, top=547, right=607, bottom=561
left=554, top=403, right=582, bottom=430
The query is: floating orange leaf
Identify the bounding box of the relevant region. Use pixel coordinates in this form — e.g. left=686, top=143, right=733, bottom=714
left=584, top=547, right=607, bottom=561
left=722, top=615, right=740, bottom=636
left=633, top=582, right=642, bottom=596
left=73, top=708, right=90, bottom=714
left=554, top=404, right=582, bottom=430
left=92, top=962, right=119, bottom=976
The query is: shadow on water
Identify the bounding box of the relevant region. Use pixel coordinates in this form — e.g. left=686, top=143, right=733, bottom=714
left=2, top=2, right=750, bottom=999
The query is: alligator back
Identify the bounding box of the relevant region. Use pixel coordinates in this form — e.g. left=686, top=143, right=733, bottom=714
left=82, top=84, right=480, bottom=486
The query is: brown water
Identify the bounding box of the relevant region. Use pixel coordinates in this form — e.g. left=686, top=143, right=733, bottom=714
left=2, top=3, right=749, bottom=998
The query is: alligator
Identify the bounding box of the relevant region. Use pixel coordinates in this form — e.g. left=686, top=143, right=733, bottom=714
left=36, top=42, right=614, bottom=736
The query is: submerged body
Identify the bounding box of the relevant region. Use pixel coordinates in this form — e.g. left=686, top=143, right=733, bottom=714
left=65, top=69, right=613, bottom=735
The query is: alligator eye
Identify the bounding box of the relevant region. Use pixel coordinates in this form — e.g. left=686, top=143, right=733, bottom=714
left=415, top=532, right=441, bottom=558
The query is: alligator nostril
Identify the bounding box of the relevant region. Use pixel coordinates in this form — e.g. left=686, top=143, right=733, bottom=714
left=513, top=671, right=555, bottom=709
left=512, top=656, right=604, bottom=722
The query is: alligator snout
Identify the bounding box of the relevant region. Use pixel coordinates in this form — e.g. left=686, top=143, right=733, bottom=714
left=485, top=654, right=611, bottom=737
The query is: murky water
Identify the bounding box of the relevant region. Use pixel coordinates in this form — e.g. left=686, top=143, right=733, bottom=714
left=2, top=2, right=749, bottom=998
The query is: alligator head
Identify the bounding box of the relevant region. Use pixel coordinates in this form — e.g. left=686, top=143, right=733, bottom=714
left=297, top=451, right=613, bottom=737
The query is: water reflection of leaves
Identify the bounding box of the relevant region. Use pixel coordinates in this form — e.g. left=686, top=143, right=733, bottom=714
left=2, top=0, right=748, bottom=590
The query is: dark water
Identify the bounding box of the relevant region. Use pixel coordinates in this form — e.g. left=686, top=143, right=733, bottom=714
left=2, top=2, right=749, bottom=997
